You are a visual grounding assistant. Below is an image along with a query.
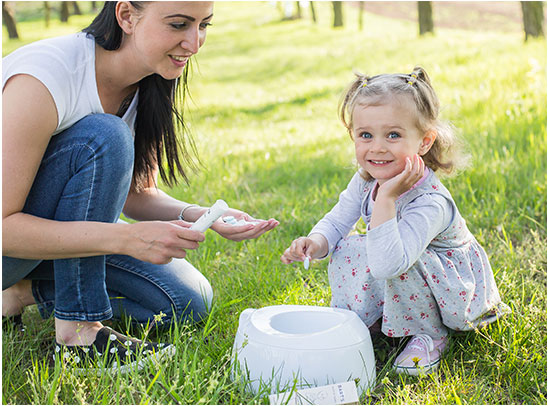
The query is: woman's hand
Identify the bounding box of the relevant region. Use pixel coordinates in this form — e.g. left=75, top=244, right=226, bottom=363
left=280, top=234, right=327, bottom=264
left=377, top=154, right=425, bottom=201
left=210, top=208, right=279, bottom=242
left=124, top=220, right=205, bottom=264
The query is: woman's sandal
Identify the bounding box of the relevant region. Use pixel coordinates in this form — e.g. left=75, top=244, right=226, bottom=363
left=53, top=326, right=175, bottom=375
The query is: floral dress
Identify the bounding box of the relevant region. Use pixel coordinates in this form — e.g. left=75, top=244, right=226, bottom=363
left=311, top=169, right=510, bottom=339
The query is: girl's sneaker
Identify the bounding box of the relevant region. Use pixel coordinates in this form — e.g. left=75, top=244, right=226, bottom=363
left=393, top=334, right=447, bottom=376
left=53, top=327, right=175, bottom=375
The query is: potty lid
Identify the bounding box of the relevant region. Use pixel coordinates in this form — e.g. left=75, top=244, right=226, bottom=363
left=237, top=305, right=371, bottom=350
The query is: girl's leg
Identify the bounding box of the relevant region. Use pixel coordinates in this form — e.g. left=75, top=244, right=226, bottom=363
left=382, top=266, right=448, bottom=339
left=328, top=235, right=384, bottom=327
left=2, top=114, right=134, bottom=344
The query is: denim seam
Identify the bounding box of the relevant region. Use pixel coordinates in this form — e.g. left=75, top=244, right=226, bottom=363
left=43, top=143, right=98, bottom=221
left=41, top=143, right=97, bottom=166
left=54, top=308, right=113, bottom=321
left=31, top=280, right=55, bottom=319
left=106, top=260, right=178, bottom=315
left=83, top=147, right=96, bottom=221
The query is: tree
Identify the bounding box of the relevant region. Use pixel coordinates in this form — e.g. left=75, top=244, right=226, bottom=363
left=71, top=1, right=82, bottom=15
left=521, top=1, right=545, bottom=40
left=294, top=1, right=302, bottom=19
left=279, top=2, right=301, bottom=21
left=2, top=2, right=19, bottom=39
left=358, top=1, right=365, bottom=31
left=418, top=1, right=434, bottom=35
left=44, top=1, right=51, bottom=28
left=332, top=1, right=343, bottom=28
left=310, top=1, right=317, bottom=23
left=60, top=1, right=70, bottom=22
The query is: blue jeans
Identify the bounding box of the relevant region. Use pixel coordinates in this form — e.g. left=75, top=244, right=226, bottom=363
left=2, top=114, right=212, bottom=324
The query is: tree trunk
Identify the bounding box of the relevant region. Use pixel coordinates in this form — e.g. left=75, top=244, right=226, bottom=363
left=521, top=1, right=545, bottom=40
left=310, top=1, right=317, bottom=23
left=91, top=1, right=97, bottom=12
left=2, top=2, right=19, bottom=39
left=295, top=1, right=302, bottom=19
left=358, top=1, right=365, bottom=31
left=44, top=1, right=51, bottom=28
left=71, top=1, right=82, bottom=15
left=60, top=1, right=69, bottom=22
left=418, top=1, right=434, bottom=35
left=332, top=1, right=343, bottom=28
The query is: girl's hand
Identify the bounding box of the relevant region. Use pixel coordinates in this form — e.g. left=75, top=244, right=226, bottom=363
left=210, top=208, right=279, bottom=242
left=377, top=154, right=425, bottom=201
left=125, top=220, right=205, bottom=264
left=280, top=236, right=324, bottom=265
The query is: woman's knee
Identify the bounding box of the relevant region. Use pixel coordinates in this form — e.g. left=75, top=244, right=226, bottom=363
left=75, top=114, right=134, bottom=176
left=165, top=259, right=213, bottom=323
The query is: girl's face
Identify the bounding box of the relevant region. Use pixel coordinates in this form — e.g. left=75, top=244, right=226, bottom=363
left=123, top=1, right=214, bottom=80
left=352, top=96, right=434, bottom=185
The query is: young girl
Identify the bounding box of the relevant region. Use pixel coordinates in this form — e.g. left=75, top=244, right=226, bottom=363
left=281, top=67, right=509, bottom=375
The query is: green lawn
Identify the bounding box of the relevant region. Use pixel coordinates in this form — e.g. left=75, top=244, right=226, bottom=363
left=2, top=2, right=546, bottom=404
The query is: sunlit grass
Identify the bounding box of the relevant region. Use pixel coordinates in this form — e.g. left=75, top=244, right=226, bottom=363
left=2, top=2, right=546, bottom=404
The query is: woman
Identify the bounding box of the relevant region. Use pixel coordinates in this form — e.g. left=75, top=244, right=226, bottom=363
left=2, top=1, right=278, bottom=372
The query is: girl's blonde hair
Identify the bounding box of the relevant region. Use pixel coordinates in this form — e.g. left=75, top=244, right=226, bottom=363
left=339, top=66, right=467, bottom=180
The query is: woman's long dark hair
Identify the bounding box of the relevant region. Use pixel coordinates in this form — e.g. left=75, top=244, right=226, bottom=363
left=83, top=1, right=199, bottom=191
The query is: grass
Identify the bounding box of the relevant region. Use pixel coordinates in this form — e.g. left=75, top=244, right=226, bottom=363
left=2, top=2, right=547, bottom=404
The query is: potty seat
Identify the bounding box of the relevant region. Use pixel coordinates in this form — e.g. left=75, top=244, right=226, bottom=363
left=231, top=305, right=376, bottom=395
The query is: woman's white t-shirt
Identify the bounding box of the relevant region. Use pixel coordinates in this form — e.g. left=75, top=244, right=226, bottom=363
left=2, top=32, right=138, bottom=135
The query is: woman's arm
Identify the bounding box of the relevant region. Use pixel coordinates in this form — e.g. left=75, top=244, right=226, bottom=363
left=123, top=183, right=207, bottom=222
left=2, top=75, right=204, bottom=264
left=1, top=74, right=116, bottom=259
left=124, top=169, right=279, bottom=242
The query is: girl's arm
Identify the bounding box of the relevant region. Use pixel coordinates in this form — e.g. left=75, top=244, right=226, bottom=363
left=281, top=171, right=365, bottom=265
left=367, top=155, right=448, bottom=279
left=280, top=233, right=328, bottom=264
left=307, top=171, right=365, bottom=258
left=2, top=75, right=203, bottom=264
left=370, top=155, right=425, bottom=229
left=366, top=194, right=453, bottom=280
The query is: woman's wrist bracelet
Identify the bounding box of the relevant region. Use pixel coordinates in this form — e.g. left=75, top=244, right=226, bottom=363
left=178, top=205, right=198, bottom=221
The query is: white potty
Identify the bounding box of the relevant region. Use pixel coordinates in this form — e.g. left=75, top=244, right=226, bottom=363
left=231, top=305, right=376, bottom=396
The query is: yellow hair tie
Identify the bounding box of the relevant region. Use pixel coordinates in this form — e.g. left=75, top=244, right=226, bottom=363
left=408, top=72, right=418, bottom=86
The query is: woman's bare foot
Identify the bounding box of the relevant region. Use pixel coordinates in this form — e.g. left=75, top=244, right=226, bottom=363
left=2, top=280, right=34, bottom=317
left=55, top=319, right=104, bottom=346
